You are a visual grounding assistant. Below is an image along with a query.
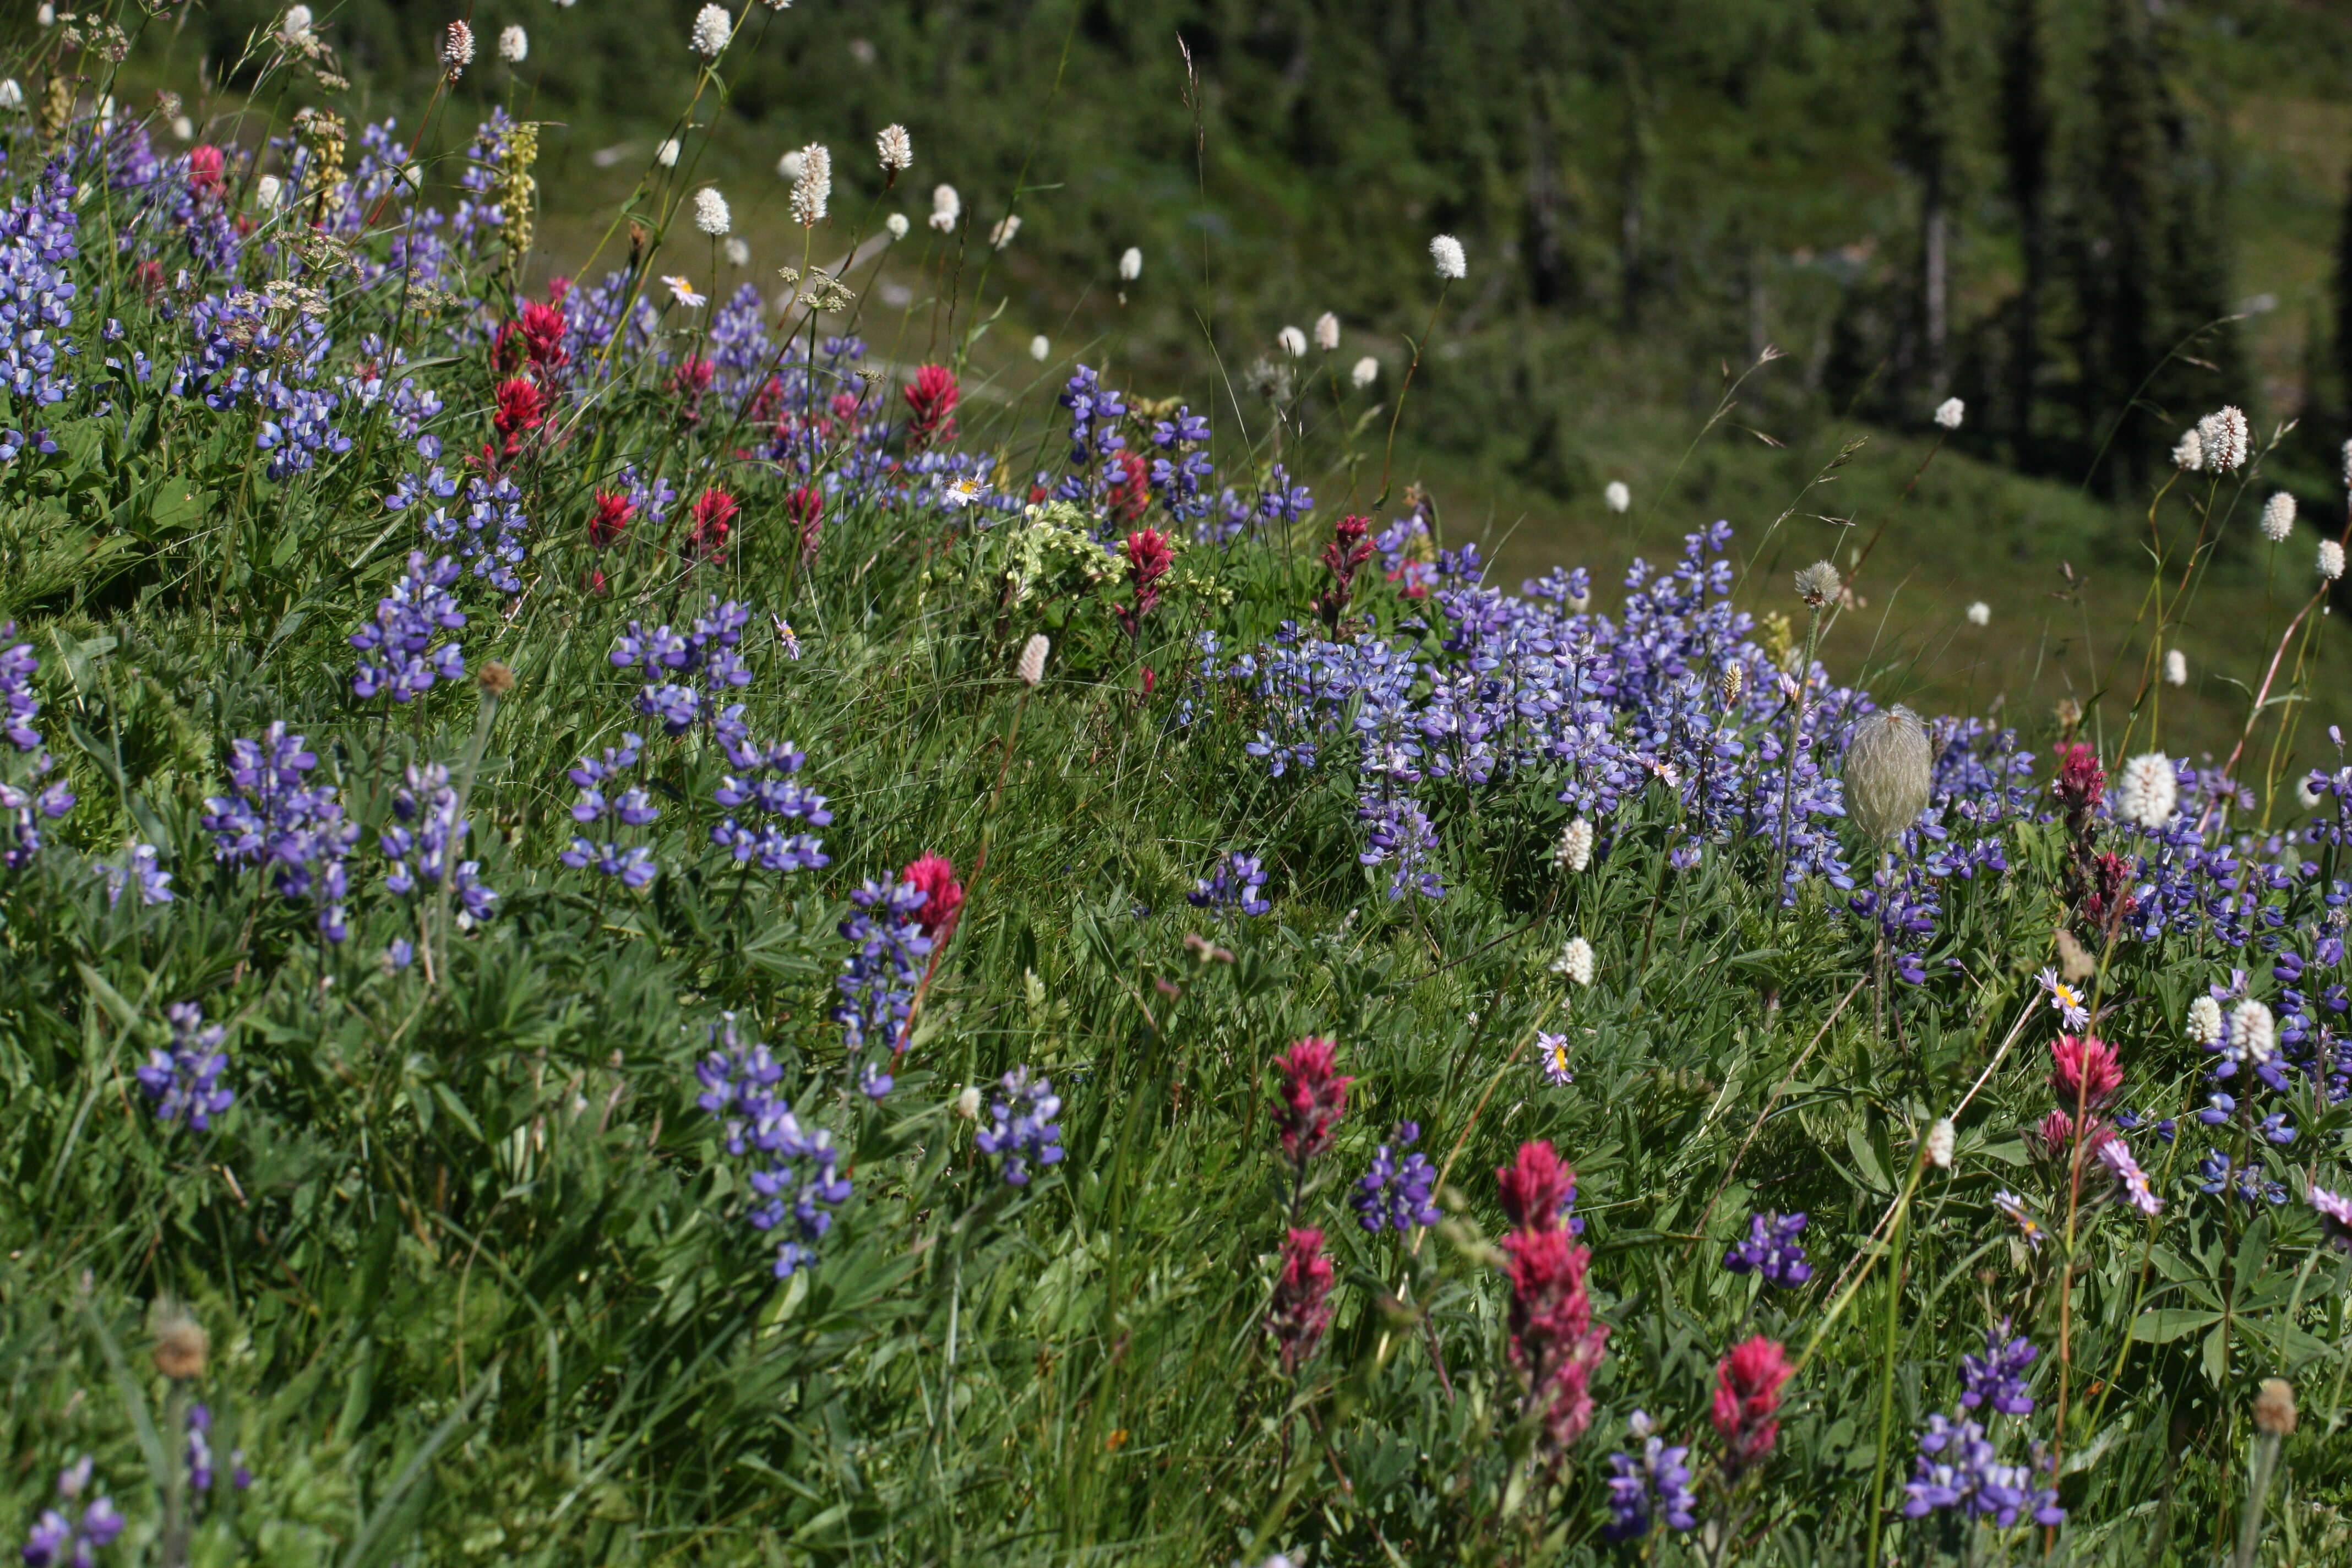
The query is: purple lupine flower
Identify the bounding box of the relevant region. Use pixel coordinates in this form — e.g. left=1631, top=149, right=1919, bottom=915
left=378, top=762, right=497, bottom=924
left=96, top=842, right=174, bottom=907
left=1603, top=1411, right=1698, bottom=1541
left=349, top=552, right=466, bottom=702
left=1, top=620, right=74, bottom=872
left=973, top=1067, right=1065, bottom=1185
left=1353, top=1122, right=1440, bottom=1235
left=710, top=737, right=831, bottom=875
left=186, top=1405, right=215, bottom=1493
left=561, top=731, right=666, bottom=887
left=694, top=1015, right=852, bottom=1276
left=1902, top=1414, right=2064, bottom=1527
left=1187, top=850, right=1271, bottom=916
left=200, top=723, right=356, bottom=940
left=1958, top=1321, right=2038, bottom=1416
left=834, top=878, right=933, bottom=1098
left=137, top=1002, right=235, bottom=1131
left=1723, top=1211, right=1811, bottom=1287
left=18, top=1456, right=123, bottom=1568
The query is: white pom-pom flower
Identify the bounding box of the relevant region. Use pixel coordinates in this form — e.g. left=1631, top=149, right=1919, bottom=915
left=693, top=186, right=731, bottom=236
left=1604, top=481, right=1630, bottom=514
left=1429, top=233, right=1467, bottom=280
left=1350, top=356, right=1379, bottom=389
left=1934, top=397, right=1964, bottom=431
left=690, top=3, right=732, bottom=58
left=2115, top=753, right=2177, bottom=829
left=2261, top=491, right=2296, bottom=543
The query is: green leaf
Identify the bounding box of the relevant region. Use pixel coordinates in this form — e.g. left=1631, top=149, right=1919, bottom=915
left=2132, top=1307, right=2223, bottom=1345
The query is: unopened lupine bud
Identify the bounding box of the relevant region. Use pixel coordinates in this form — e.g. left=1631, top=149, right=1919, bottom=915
left=1843, top=707, right=1931, bottom=843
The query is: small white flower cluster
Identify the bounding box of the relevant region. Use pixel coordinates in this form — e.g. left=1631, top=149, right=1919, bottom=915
left=2114, top=753, right=2177, bottom=830
left=1933, top=397, right=1964, bottom=432
left=875, top=123, right=912, bottom=176
left=930, top=183, right=960, bottom=232
left=2186, top=994, right=2224, bottom=1047
left=498, top=24, right=527, bottom=63
left=2261, top=491, right=2296, bottom=543
left=1118, top=246, right=1142, bottom=281
left=1314, top=312, right=1340, bottom=351
left=1966, top=601, right=1990, bottom=627
left=1604, top=481, right=1630, bottom=514
left=442, top=19, right=475, bottom=77
left=2184, top=405, right=2249, bottom=473
left=1276, top=325, right=1306, bottom=358
left=1552, top=936, right=1595, bottom=987
left=1017, top=634, right=1050, bottom=686
left=1350, top=357, right=1378, bottom=389
left=790, top=143, right=832, bottom=226
left=693, top=186, right=731, bottom=236
left=1554, top=818, right=1593, bottom=874
left=2163, top=648, right=2186, bottom=686
left=2225, top=998, right=2278, bottom=1068
left=1925, top=1118, right=1956, bottom=1169
left=1429, top=233, right=1466, bottom=281
left=690, top=3, right=732, bottom=59
left=990, top=213, right=1021, bottom=249
left=884, top=213, right=910, bottom=241
left=2321, top=538, right=2346, bottom=582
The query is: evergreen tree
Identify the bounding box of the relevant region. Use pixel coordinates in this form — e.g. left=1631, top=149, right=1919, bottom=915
left=1998, top=0, right=2053, bottom=466
left=1895, top=0, right=1955, bottom=398
left=2073, top=0, right=2163, bottom=496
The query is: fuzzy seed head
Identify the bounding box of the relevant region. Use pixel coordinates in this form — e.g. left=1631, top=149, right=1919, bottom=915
left=1933, top=397, right=1964, bottom=431
left=1429, top=233, right=1467, bottom=280
left=2255, top=1378, right=2298, bottom=1436
left=477, top=661, right=516, bottom=696
left=1843, top=707, right=1932, bottom=843
left=1017, top=634, right=1050, bottom=686
left=1794, top=560, right=1841, bottom=607
left=2262, top=491, right=2296, bottom=542
left=153, top=1310, right=208, bottom=1381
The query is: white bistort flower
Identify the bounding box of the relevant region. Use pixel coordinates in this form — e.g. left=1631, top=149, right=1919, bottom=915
left=1555, top=818, right=1593, bottom=873
left=2114, top=753, right=2177, bottom=829
left=876, top=123, right=912, bottom=176
left=1277, top=325, right=1306, bottom=358
left=1933, top=397, right=1964, bottom=431
left=279, top=5, right=317, bottom=48
left=442, top=19, right=476, bottom=76
left=2186, top=994, right=2224, bottom=1047
left=777, top=150, right=803, bottom=182
left=1017, top=634, right=1050, bottom=686
left=884, top=213, right=910, bottom=241
left=2171, top=428, right=2203, bottom=472
left=929, top=183, right=960, bottom=232
left=989, top=213, right=1021, bottom=249
left=254, top=174, right=282, bottom=209
left=1967, top=601, right=1990, bottom=627
left=656, top=138, right=680, bottom=168
left=0, top=81, right=21, bottom=113
left=2227, top=999, right=2277, bottom=1068
left=171, top=115, right=194, bottom=141
left=790, top=144, right=832, bottom=226
left=1429, top=232, right=1466, bottom=280
left=693, top=186, right=731, bottom=236
left=1925, top=1118, right=1956, bottom=1169
left=1314, top=312, right=1340, bottom=351
left=2164, top=648, right=2186, bottom=686
left=2195, top=406, right=2249, bottom=473
left=1118, top=246, right=1142, bottom=281
left=1551, top=936, right=1595, bottom=987
left=690, top=3, right=732, bottom=58
left=2321, top=538, right=2346, bottom=581
left=1350, top=356, right=1379, bottom=389
left=498, top=24, right=527, bottom=62
left=1604, top=480, right=1630, bottom=514
left=2261, top=491, right=2296, bottom=543
left=1029, top=335, right=1049, bottom=362
left=722, top=236, right=750, bottom=268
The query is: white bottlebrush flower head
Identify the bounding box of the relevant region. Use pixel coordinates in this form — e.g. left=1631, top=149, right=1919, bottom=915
left=1314, top=312, right=1340, bottom=351
left=884, top=212, right=909, bottom=241
left=1844, top=707, right=1932, bottom=843
left=1925, top=1118, right=1956, bottom=1169
left=1429, top=232, right=1467, bottom=280
left=1118, top=246, right=1142, bottom=281
left=2163, top=648, right=2186, bottom=686
left=2186, top=994, right=2224, bottom=1047
left=1016, top=633, right=1050, bottom=686
left=1029, top=334, right=1049, bottom=362
left=1276, top=325, right=1306, bottom=358
left=929, top=183, right=960, bottom=232
left=442, top=19, right=476, bottom=75
left=2195, top=406, right=2249, bottom=473
left=790, top=143, right=832, bottom=226
left=1350, top=356, right=1379, bottom=389
left=2261, top=491, right=2296, bottom=543
left=2171, top=427, right=2202, bottom=472
left=692, top=186, right=731, bottom=236
left=498, top=24, right=527, bottom=62
left=1604, top=480, right=1631, bottom=514
left=1966, top=601, right=1990, bottom=627
left=690, top=3, right=732, bottom=58
left=875, top=123, right=913, bottom=175
left=1933, top=397, right=1964, bottom=431
left=1555, top=818, right=1593, bottom=874
left=2115, top=753, right=2178, bottom=829
left=254, top=174, right=283, bottom=209
left=0, top=81, right=21, bottom=113
left=2228, top=999, right=2278, bottom=1067
left=1551, top=936, right=1595, bottom=987
left=655, top=138, right=680, bottom=168
left=722, top=236, right=750, bottom=268
left=989, top=213, right=1021, bottom=249
left=2321, top=538, right=2346, bottom=581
